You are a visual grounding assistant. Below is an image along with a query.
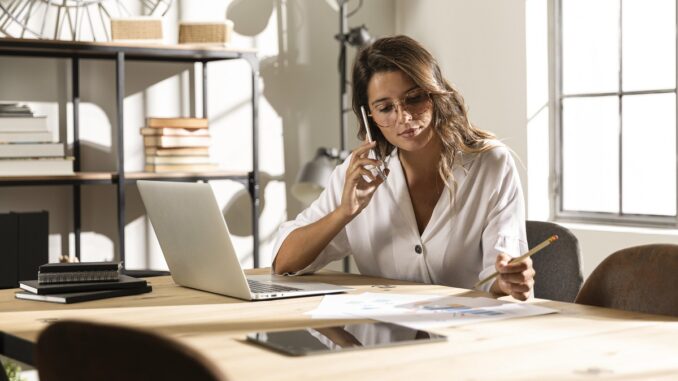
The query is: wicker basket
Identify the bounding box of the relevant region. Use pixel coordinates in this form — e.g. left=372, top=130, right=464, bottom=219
left=179, top=21, right=233, bottom=46
left=110, top=17, right=163, bottom=43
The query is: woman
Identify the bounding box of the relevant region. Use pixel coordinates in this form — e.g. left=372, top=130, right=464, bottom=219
left=273, top=35, right=534, bottom=300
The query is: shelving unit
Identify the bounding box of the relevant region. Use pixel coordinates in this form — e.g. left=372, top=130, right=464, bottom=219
left=0, top=38, right=261, bottom=268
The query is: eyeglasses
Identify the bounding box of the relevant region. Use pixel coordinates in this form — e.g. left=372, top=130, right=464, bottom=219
left=368, top=89, right=432, bottom=128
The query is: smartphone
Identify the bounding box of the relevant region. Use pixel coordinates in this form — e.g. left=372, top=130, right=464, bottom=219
left=360, top=106, right=387, bottom=181
left=246, top=322, right=446, bottom=356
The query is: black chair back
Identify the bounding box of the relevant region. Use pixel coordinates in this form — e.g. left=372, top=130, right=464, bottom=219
left=36, top=320, right=228, bottom=381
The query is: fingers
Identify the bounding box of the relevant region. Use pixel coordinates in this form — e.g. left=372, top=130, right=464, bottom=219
left=351, top=141, right=377, bottom=162
left=350, top=157, right=383, bottom=174
left=496, top=255, right=532, bottom=273
left=357, top=167, right=376, bottom=182
left=499, top=268, right=535, bottom=283
left=510, top=290, right=531, bottom=301
left=495, top=253, right=535, bottom=300
left=497, top=278, right=533, bottom=301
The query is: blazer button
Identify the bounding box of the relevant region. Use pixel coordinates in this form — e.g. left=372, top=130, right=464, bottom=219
left=415, top=244, right=423, bottom=254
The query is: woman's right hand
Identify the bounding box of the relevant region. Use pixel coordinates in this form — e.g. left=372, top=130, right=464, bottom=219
left=337, top=141, right=388, bottom=221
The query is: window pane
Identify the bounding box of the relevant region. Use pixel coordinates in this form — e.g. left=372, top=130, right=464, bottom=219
left=562, top=0, right=619, bottom=95
left=622, top=93, right=676, bottom=216
left=562, top=97, right=619, bottom=213
left=622, top=0, right=676, bottom=92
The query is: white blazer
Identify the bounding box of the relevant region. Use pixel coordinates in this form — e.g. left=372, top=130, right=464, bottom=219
left=273, top=143, right=527, bottom=292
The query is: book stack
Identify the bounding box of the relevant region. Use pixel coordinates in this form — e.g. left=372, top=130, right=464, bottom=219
left=0, top=103, right=73, bottom=176
left=15, top=262, right=152, bottom=304
left=142, top=117, right=218, bottom=173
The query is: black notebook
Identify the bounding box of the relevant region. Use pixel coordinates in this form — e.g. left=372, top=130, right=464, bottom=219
left=20, top=275, right=147, bottom=295
left=15, top=285, right=152, bottom=304
left=39, top=261, right=121, bottom=273
left=38, top=261, right=122, bottom=284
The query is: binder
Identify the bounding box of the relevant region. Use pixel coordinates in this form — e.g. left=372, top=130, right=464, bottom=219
left=17, top=211, right=48, bottom=282
left=0, top=213, right=19, bottom=288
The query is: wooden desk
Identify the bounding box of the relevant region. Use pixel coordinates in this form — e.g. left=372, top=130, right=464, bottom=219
left=2, top=269, right=678, bottom=380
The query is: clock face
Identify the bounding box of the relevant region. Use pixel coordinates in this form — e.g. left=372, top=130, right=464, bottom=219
left=0, top=0, right=173, bottom=41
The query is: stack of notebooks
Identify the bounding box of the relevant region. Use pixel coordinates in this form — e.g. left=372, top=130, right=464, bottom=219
left=0, top=103, right=73, bottom=176
left=15, top=262, right=152, bottom=304
left=142, top=117, right=218, bottom=173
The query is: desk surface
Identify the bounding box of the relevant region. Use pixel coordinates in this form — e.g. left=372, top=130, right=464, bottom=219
left=1, top=269, right=677, bottom=381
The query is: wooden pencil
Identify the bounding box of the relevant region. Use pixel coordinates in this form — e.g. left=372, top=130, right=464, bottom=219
left=474, top=234, right=559, bottom=289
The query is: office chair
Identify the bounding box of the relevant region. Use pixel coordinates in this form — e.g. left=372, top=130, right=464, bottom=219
left=36, top=320, right=228, bottom=381
left=575, top=244, right=678, bottom=317
left=526, top=220, right=583, bottom=302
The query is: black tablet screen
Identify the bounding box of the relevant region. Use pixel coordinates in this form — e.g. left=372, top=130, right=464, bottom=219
left=246, top=322, right=446, bottom=356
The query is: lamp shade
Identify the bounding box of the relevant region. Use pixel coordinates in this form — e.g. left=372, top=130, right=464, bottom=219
left=291, top=149, right=336, bottom=205
left=346, top=25, right=373, bottom=47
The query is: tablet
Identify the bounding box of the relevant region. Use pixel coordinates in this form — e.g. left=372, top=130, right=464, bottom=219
left=246, top=322, right=446, bottom=356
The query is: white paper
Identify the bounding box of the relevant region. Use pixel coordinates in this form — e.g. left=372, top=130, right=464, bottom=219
left=374, top=295, right=558, bottom=329
left=306, top=293, right=558, bottom=330
left=305, top=292, right=443, bottom=319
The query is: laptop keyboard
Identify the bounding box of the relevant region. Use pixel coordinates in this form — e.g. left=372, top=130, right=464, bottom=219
left=247, top=279, right=302, bottom=294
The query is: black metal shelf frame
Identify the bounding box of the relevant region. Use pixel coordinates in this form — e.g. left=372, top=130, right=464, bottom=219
left=0, top=40, right=261, bottom=268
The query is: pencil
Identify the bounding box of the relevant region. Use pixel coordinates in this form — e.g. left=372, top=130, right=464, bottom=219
left=474, top=234, right=559, bottom=289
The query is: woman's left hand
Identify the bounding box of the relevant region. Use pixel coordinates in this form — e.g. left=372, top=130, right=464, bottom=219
left=490, top=253, right=535, bottom=301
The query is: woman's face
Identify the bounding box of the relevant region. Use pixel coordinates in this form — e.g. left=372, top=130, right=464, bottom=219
left=366, top=70, right=435, bottom=153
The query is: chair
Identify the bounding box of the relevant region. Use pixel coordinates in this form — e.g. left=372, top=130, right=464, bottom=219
left=575, top=244, right=678, bottom=317
left=36, top=320, right=228, bottom=381
left=526, top=220, right=583, bottom=302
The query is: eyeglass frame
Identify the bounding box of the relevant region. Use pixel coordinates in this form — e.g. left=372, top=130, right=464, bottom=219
left=366, top=88, right=434, bottom=128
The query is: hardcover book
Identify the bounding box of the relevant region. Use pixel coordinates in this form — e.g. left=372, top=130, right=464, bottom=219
left=144, top=147, right=210, bottom=156
left=145, top=155, right=214, bottom=165
left=0, top=116, right=48, bottom=132
left=0, top=142, right=65, bottom=158
left=143, top=136, right=211, bottom=148
left=140, top=127, right=209, bottom=136
left=15, top=285, right=152, bottom=304
left=144, top=163, right=219, bottom=172
left=0, top=130, right=54, bottom=143
left=146, top=117, right=208, bottom=129
left=0, top=157, right=74, bottom=176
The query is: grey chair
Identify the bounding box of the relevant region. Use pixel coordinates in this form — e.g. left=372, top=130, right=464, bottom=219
left=526, top=220, right=583, bottom=302
left=36, top=320, right=228, bottom=381
left=575, top=244, right=678, bottom=317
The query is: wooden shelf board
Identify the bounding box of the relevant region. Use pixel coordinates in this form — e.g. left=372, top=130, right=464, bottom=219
left=0, top=37, right=257, bottom=62
left=121, top=171, right=250, bottom=182
left=0, top=172, right=114, bottom=185
left=0, top=170, right=250, bottom=185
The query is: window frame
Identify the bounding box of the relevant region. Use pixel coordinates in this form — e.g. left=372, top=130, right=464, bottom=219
left=552, top=0, right=678, bottom=227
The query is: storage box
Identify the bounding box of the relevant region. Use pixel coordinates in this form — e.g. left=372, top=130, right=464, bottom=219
left=179, top=21, right=233, bottom=46
left=111, top=17, right=163, bottom=43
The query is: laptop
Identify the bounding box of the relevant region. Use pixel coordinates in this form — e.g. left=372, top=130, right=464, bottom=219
left=137, top=180, right=351, bottom=301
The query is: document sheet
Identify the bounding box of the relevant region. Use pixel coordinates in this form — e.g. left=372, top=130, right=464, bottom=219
left=306, top=293, right=557, bottom=330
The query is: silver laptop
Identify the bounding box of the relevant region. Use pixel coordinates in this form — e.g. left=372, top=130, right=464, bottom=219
left=137, top=180, right=351, bottom=301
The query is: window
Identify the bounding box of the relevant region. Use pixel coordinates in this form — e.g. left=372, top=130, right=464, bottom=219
left=555, top=0, right=677, bottom=225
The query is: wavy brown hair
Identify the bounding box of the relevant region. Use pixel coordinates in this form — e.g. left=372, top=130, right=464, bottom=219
left=352, top=35, right=496, bottom=194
